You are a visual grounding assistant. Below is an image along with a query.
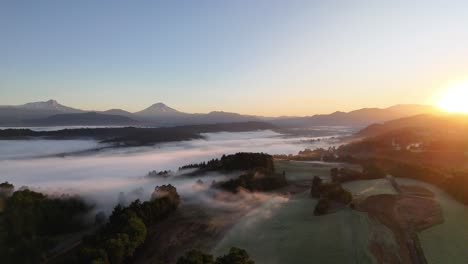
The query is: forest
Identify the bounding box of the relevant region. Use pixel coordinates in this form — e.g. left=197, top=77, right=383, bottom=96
left=77, top=185, right=181, bottom=264
left=179, top=152, right=275, bottom=174
left=0, top=184, right=92, bottom=263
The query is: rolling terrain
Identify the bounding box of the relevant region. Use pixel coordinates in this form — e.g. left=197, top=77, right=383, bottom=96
left=0, top=100, right=438, bottom=128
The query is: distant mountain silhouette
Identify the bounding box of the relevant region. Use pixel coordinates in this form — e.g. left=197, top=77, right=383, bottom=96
left=271, top=104, right=438, bottom=127
left=189, top=111, right=260, bottom=124
left=0, top=100, right=261, bottom=126
left=101, top=109, right=134, bottom=116
left=132, top=104, right=261, bottom=125
left=0, top=99, right=83, bottom=125
left=134, top=103, right=182, bottom=116
left=0, top=100, right=439, bottom=127
left=356, top=113, right=468, bottom=138
left=17, top=99, right=82, bottom=113
left=206, top=111, right=254, bottom=119
left=24, top=112, right=140, bottom=126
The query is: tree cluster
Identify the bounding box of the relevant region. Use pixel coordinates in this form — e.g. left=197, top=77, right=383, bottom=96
left=217, top=170, right=287, bottom=193
left=330, top=164, right=385, bottom=183
left=0, top=185, right=92, bottom=263
left=179, top=153, right=275, bottom=174
left=0, top=181, right=14, bottom=198
left=78, top=185, right=180, bottom=264
left=177, top=247, right=255, bottom=264
left=310, top=176, right=352, bottom=215
left=147, top=170, right=172, bottom=178
left=388, top=161, right=468, bottom=204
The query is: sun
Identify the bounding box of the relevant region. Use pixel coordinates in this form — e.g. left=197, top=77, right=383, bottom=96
left=436, top=80, right=468, bottom=113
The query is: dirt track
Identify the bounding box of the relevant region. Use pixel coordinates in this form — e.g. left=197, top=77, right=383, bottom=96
left=356, top=176, right=443, bottom=264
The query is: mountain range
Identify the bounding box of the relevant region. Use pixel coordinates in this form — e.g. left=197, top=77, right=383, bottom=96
left=0, top=100, right=439, bottom=127
left=272, top=104, right=438, bottom=128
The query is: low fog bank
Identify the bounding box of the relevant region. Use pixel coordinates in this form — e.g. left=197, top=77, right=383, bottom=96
left=0, top=130, right=343, bottom=212
left=0, top=130, right=343, bottom=160
left=0, top=125, right=129, bottom=131
left=0, top=139, right=99, bottom=160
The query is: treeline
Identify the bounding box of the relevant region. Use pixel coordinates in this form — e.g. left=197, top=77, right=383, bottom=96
left=310, top=175, right=353, bottom=215
left=178, top=153, right=286, bottom=193
left=319, top=114, right=468, bottom=206
left=0, top=122, right=275, bottom=146
left=332, top=117, right=468, bottom=205
left=338, top=125, right=468, bottom=168
left=353, top=158, right=468, bottom=205
left=77, top=185, right=180, bottom=264
left=217, top=170, right=287, bottom=193
left=179, top=153, right=275, bottom=173
left=0, top=182, right=182, bottom=263
left=330, top=163, right=385, bottom=183
left=273, top=148, right=356, bottom=163
left=0, top=183, right=92, bottom=263
left=386, top=160, right=468, bottom=204
left=147, top=170, right=172, bottom=178
left=177, top=247, right=255, bottom=264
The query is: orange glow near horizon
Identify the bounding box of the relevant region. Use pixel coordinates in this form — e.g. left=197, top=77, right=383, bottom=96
left=436, top=80, right=468, bottom=114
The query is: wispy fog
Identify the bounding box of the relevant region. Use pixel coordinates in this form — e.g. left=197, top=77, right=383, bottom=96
left=0, top=130, right=341, bottom=212
left=0, top=139, right=98, bottom=160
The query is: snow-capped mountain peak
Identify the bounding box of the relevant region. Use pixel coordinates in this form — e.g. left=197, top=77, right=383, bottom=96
left=134, top=102, right=181, bottom=116
left=18, top=99, right=82, bottom=113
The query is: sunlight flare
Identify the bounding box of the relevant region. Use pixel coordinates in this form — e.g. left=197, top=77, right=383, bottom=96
left=436, top=80, right=468, bottom=113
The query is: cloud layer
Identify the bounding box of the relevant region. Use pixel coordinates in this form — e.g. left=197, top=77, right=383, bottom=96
left=0, top=130, right=341, bottom=212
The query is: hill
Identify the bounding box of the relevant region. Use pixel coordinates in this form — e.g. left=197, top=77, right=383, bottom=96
left=271, top=104, right=438, bottom=128
left=337, top=113, right=468, bottom=169
left=0, top=100, right=83, bottom=125
left=100, top=109, right=134, bottom=116
left=333, top=113, right=468, bottom=206
left=356, top=113, right=468, bottom=138
left=16, top=99, right=82, bottom=113
left=24, top=112, right=140, bottom=126
left=134, top=102, right=182, bottom=116
left=0, top=100, right=262, bottom=126
left=0, top=100, right=439, bottom=128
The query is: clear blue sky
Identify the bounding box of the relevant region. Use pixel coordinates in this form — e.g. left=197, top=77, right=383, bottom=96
left=2, top=0, right=468, bottom=116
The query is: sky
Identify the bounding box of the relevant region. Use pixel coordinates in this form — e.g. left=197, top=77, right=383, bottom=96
left=1, top=0, right=468, bottom=116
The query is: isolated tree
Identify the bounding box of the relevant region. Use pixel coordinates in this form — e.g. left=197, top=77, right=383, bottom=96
left=362, top=162, right=385, bottom=179
left=310, top=176, right=323, bottom=198
left=330, top=168, right=339, bottom=182
left=314, top=198, right=330, bottom=215
left=0, top=181, right=14, bottom=197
